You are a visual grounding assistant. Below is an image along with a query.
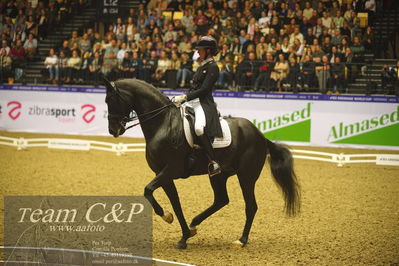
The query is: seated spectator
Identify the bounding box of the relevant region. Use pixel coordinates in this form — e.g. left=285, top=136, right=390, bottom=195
left=58, top=50, right=69, bottom=84
left=291, top=38, right=305, bottom=57
left=79, top=33, right=92, bottom=55
left=80, top=50, right=92, bottom=83
left=315, top=55, right=331, bottom=94
left=0, top=48, right=13, bottom=83
left=154, top=51, right=171, bottom=85
left=23, top=33, right=37, bottom=61
left=117, top=42, right=128, bottom=63
left=89, top=51, right=102, bottom=86
left=44, top=48, right=58, bottom=84
left=239, top=52, right=259, bottom=89
left=304, top=27, right=316, bottom=46
left=60, top=40, right=71, bottom=57
left=177, top=53, right=192, bottom=88
left=0, top=40, right=10, bottom=56
left=10, top=40, right=25, bottom=79
left=119, top=51, right=131, bottom=78
left=351, top=36, right=365, bottom=62
left=254, top=52, right=275, bottom=92
left=300, top=54, right=315, bottom=91
left=331, top=29, right=344, bottom=46
left=285, top=56, right=301, bottom=92
left=101, top=51, right=118, bottom=80
left=330, top=56, right=345, bottom=94
left=25, top=15, right=37, bottom=36
left=271, top=53, right=289, bottom=91
left=216, top=55, right=234, bottom=90
left=66, top=50, right=81, bottom=83
left=362, top=26, right=374, bottom=52
left=69, top=31, right=80, bottom=49
left=141, top=50, right=158, bottom=83
left=129, top=51, right=142, bottom=79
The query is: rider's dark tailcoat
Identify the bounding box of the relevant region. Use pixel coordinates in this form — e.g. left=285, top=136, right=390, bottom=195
left=186, top=58, right=223, bottom=138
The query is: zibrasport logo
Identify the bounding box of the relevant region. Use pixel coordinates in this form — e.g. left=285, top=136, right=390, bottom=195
left=81, top=104, right=96, bottom=124
left=7, top=101, right=22, bottom=120
left=28, top=105, right=76, bottom=123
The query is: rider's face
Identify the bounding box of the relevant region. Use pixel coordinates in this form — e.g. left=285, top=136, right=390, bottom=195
left=198, top=48, right=207, bottom=60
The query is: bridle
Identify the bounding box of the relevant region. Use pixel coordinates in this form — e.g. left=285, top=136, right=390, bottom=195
left=107, top=84, right=173, bottom=131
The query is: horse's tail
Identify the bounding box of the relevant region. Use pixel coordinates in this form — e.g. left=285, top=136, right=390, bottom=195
left=265, top=138, right=301, bottom=216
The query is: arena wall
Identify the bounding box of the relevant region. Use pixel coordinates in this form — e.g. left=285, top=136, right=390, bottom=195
left=0, top=84, right=398, bottom=150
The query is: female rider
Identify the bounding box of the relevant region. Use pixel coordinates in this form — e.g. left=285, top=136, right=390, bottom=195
left=173, top=36, right=223, bottom=177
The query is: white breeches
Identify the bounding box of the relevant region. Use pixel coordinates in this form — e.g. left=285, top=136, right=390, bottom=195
left=184, top=98, right=206, bottom=136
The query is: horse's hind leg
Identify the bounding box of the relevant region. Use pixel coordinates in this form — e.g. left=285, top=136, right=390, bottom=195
left=162, top=180, right=191, bottom=249
left=234, top=156, right=264, bottom=247
left=189, top=173, right=230, bottom=232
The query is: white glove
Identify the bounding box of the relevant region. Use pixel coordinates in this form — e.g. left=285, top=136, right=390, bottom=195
left=173, top=94, right=187, bottom=104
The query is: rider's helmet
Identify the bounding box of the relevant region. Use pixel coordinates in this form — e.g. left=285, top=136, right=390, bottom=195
left=195, top=36, right=218, bottom=56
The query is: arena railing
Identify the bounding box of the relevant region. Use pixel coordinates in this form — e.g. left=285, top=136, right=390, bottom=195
left=1, top=136, right=398, bottom=166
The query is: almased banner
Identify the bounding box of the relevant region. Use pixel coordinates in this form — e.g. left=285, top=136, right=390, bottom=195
left=0, top=85, right=398, bottom=150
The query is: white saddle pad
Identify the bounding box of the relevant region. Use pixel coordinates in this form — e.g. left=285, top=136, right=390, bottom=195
left=181, top=107, right=232, bottom=149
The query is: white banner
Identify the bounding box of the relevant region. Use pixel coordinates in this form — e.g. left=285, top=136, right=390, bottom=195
left=0, top=88, right=398, bottom=150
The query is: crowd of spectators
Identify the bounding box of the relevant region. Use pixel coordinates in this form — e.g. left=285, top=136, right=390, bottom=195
left=0, top=0, right=87, bottom=83
left=1, top=0, right=396, bottom=94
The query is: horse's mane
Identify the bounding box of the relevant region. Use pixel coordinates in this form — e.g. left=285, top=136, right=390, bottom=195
left=116, top=78, right=171, bottom=105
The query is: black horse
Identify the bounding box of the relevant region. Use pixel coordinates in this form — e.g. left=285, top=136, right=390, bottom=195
left=104, top=78, right=300, bottom=249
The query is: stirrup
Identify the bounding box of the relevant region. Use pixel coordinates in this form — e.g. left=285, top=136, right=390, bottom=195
left=208, top=161, right=221, bottom=177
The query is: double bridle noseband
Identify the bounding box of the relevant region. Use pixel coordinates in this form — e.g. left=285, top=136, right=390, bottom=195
left=107, top=85, right=173, bottom=131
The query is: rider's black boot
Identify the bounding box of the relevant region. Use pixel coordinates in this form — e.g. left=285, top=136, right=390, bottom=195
left=198, top=134, right=221, bottom=177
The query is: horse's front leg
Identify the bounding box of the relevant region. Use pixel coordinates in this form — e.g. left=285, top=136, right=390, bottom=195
left=162, top=180, right=193, bottom=249
left=143, top=170, right=171, bottom=222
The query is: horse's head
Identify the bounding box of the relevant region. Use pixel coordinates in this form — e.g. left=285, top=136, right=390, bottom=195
left=104, top=78, right=131, bottom=137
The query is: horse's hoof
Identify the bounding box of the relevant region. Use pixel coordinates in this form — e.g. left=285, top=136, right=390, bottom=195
left=175, top=241, right=187, bottom=249
left=232, top=240, right=245, bottom=248
left=161, top=211, right=174, bottom=224
left=189, top=226, right=197, bottom=237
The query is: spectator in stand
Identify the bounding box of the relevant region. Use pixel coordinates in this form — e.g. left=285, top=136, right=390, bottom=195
left=69, top=31, right=80, bottom=49
left=217, top=55, right=234, bottom=90
left=80, top=50, right=92, bottom=83
left=304, top=27, right=316, bottom=45
left=58, top=50, right=69, bottom=84
left=0, top=48, right=13, bottom=83
left=285, top=56, right=301, bottom=92
left=79, top=33, right=91, bottom=55
left=10, top=39, right=25, bottom=65
left=239, top=51, right=259, bottom=89
left=101, top=51, right=118, bottom=80
left=119, top=51, right=131, bottom=78
left=89, top=51, right=102, bottom=86
left=130, top=51, right=142, bottom=79
left=25, top=15, right=37, bottom=36
left=351, top=35, right=365, bottom=62
left=44, top=48, right=58, bottom=84
left=66, top=50, right=81, bottom=83
left=300, top=54, right=315, bottom=91
left=154, top=51, right=171, bottom=85
left=271, top=53, right=289, bottom=91
left=60, top=40, right=71, bottom=57
left=0, top=40, right=10, bottom=55
left=23, top=33, right=37, bottom=61
left=254, top=52, right=275, bottom=92
left=362, top=26, right=374, bottom=53
left=330, top=56, right=345, bottom=94
left=303, top=1, right=315, bottom=20
left=37, top=8, right=48, bottom=40
left=177, top=53, right=193, bottom=88
left=315, top=55, right=331, bottom=94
